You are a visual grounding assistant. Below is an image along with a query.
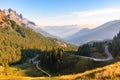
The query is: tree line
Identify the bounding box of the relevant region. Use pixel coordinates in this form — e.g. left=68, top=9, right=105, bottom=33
left=110, top=31, right=120, bottom=57
left=40, top=48, right=64, bottom=73
left=77, top=42, right=105, bottom=57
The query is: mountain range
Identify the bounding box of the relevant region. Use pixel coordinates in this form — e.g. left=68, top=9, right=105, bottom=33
left=42, top=25, right=81, bottom=38
left=2, top=8, right=120, bottom=46
left=3, top=8, right=53, bottom=37
left=66, top=20, right=120, bottom=45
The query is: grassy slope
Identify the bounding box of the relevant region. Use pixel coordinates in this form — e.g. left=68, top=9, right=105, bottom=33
left=0, top=54, right=120, bottom=80
left=54, top=58, right=120, bottom=80
left=1, top=54, right=119, bottom=80
left=0, top=53, right=94, bottom=79
left=1, top=60, right=120, bottom=80
left=0, top=64, right=44, bottom=77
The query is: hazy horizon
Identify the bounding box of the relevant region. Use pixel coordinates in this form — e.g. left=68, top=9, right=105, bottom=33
left=1, top=0, right=120, bottom=29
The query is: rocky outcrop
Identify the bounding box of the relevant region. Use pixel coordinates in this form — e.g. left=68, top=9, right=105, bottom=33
left=0, top=10, right=11, bottom=28
left=3, top=8, right=36, bottom=27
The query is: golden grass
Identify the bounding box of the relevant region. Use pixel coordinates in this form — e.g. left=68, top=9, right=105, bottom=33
left=0, top=76, right=29, bottom=80
left=0, top=55, right=120, bottom=80
left=57, top=61, right=120, bottom=80
left=0, top=64, right=44, bottom=78
left=0, top=61, right=120, bottom=80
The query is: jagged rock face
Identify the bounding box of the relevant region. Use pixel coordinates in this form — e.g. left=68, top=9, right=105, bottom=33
left=0, top=10, right=6, bottom=22
left=3, top=8, right=36, bottom=27
left=0, top=10, right=11, bottom=28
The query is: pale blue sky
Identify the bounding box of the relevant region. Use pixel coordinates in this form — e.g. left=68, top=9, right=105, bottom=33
left=1, top=0, right=120, bottom=27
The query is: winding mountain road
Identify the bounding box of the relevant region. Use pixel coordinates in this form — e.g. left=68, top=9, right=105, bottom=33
left=30, top=45, right=112, bottom=77
left=30, top=54, right=51, bottom=77
left=29, top=54, right=39, bottom=64
left=79, top=45, right=113, bottom=61
left=36, top=61, right=51, bottom=77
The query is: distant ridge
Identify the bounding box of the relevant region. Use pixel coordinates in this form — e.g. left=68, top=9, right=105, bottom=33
left=66, top=20, right=120, bottom=45
left=43, top=25, right=81, bottom=38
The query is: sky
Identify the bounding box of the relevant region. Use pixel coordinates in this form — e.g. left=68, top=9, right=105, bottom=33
left=1, top=0, right=120, bottom=28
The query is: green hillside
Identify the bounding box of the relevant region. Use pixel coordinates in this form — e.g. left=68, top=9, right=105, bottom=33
left=0, top=12, right=77, bottom=65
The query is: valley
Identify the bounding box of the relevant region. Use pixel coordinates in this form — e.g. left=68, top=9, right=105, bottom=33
left=0, top=1, right=120, bottom=79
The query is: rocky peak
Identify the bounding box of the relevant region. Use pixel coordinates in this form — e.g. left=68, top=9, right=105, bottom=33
left=19, top=14, right=23, bottom=19
left=3, top=8, right=36, bottom=27
left=8, top=8, right=12, bottom=12
left=3, top=9, right=22, bottom=26
left=0, top=10, right=5, bottom=18
left=0, top=10, right=6, bottom=21
left=0, top=10, right=11, bottom=28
